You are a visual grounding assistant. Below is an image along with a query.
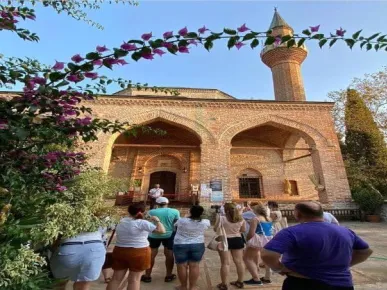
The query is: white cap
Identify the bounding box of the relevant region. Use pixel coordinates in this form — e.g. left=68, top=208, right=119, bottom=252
left=156, top=197, right=169, bottom=204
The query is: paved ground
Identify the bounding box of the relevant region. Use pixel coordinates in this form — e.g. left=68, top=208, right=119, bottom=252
left=68, top=221, right=387, bottom=290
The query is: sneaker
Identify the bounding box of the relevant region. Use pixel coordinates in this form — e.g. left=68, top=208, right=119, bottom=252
left=244, top=278, right=263, bottom=285
left=141, top=275, right=152, bottom=283
left=260, top=277, right=272, bottom=284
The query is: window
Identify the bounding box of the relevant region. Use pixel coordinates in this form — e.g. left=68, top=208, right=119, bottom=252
left=239, top=177, right=262, bottom=198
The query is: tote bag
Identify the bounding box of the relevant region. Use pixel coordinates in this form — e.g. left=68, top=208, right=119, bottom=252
left=207, top=215, right=228, bottom=251
left=246, top=220, right=272, bottom=248
left=102, top=229, right=115, bottom=269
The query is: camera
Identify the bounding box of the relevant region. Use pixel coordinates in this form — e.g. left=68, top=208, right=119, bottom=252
left=211, top=205, right=221, bottom=213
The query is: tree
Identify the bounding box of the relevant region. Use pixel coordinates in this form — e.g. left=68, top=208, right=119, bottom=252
left=328, top=66, right=387, bottom=139
left=344, top=89, right=387, bottom=195
left=1, top=1, right=387, bottom=288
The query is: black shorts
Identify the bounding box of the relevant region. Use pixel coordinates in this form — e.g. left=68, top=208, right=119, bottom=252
left=148, top=236, right=174, bottom=250
left=227, top=237, right=245, bottom=250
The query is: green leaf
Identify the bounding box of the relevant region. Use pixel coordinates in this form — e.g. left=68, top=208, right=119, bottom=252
left=67, top=63, right=79, bottom=72
left=281, top=35, right=292, bottom=43
left=131, top=52, right=142, bottom=61
left=250, top=39, right=259, bottom=49
left=311, top=33, right=324, bottom=40
left=352, top=30, right=362, bottom=40
left=319, top=39, right=328, bottom=48
left=377, top=34, right=386, bottom=42
left=227, top=37, right=237, bottom=49
left=329, top=38, right=338, bottom=47
left=204, top=41, right=213, bottom=51
left=360, top=41, right=367, bottom=49
left=366, top=43, right=372, bottom=51
left=302, top=29, right=311, bottom=36
left=287, top=39, right=295, bottom=48
left=224, top=28, right=237, bottom=35
left=178, top=40, right=188, bottom=47
left=367, top=33, right=380, bottom=41
left=113, top=49, right=129, bottom=58
left=85, top=52, right=100, bottom=60
left=103, top=59, right=113, bottom=69
left=375, top=44, right=380, bottom=51
left=15, top=128, right=29, bottom=140
left=55, top=80, right=70, bottom=87
left=243, top=33, right=256, bottom=41
left=167, top=45, right=178, bottom=54
left=128, top=40, right=145, bottom=45
left=49, top=72, right=65, bottom=82
left=345, top=39, right=356, bottom=49
left=265, top=36, right=275, bottom=45
left=297, top=38, right=306, bottom=47
left=149, top=39, right=164, bottom=49
left=80, top=62, right=94, bottom=72
left=186, top=32, right=198, bottom=38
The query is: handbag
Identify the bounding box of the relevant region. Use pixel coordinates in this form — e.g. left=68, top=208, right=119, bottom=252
left=246, top=220, right=271, bottom=248
left=102, top=229, right=116, bottom=269
left=207, top=215, right=228, bottom=251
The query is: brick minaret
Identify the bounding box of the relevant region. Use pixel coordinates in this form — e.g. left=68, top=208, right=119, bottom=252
left=261, top=9, right=308, bottom=101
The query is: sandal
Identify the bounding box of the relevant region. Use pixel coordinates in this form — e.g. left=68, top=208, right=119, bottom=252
left=104, top=277, right=112, bottom=283
left=165, top=274, right=177, bottom=282
left=141, top=275, right=152, bottom=283
left=217, top=283, right=228, bottom=290
left=230, top=281, right=244, bottom=288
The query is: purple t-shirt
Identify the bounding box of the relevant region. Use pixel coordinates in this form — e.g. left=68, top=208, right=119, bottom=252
left=264, top=222, right=369, bottom=287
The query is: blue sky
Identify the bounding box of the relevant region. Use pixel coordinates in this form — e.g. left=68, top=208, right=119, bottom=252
left=4, top=1, right=387, bottom=101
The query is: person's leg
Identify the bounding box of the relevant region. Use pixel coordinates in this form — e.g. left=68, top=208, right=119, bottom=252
left=53, top=280, right=68, bottom=290
left=102, top=268, right=112, bottom=283
left=176, top=263, right=188, bottom=290
left=164, top=247, right=175, bottom=277
left=243, top=247, right=260, bottom=281
left=230, top=249, right=244, bottom=283
left=188, top=262, right=200, bottom=290
left=218, top=250, right=230, bottom=285
left=144, top=241, right=159, bottom=278
left=107, top=269, right=128, bottom=290
left=73, top=282, right=91, bottom=290
left=127, top=271, right=144, bottom=290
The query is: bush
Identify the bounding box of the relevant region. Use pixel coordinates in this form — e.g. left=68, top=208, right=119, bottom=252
left=352, top=184, right=384, bottom=215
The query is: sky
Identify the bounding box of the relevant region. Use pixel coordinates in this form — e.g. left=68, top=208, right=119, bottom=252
left=4, top=1, right=387, bottom=101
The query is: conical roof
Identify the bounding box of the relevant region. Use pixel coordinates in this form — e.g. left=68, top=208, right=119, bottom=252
left=269, top=8, right=291, bottom=30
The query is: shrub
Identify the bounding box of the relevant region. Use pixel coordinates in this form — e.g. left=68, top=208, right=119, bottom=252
left=352, top=184, right=384, bottom=215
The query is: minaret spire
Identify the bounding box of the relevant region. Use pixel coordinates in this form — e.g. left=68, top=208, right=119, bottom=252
left=261, top=10, right=308, bottom=102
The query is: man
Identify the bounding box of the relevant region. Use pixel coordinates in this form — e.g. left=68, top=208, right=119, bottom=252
left=148, top=183, right=164, bottom=209
left=261, top=201, right=373, bottom=290
left=323, top=211, right=340, bottom=225
left=141, top=197, right=180, bottom=283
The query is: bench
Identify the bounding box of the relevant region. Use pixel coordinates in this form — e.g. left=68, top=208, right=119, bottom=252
left=281, top=209, right=361, bottom=221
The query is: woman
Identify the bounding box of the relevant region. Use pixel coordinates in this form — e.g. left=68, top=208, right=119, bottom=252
left=215, top=203, right=246, bottom=290
left=173, top=205, right=210, bottom=290
left=107, top=202, right=165, bottom=290
left=50, top=230, right=106, bottom=290
left=269, top=201, right=288, bottom=235
left=244, top=203, right=273, bottom=286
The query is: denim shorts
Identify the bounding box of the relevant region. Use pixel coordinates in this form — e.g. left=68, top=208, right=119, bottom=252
left=50, top=242, right=106, bottom=282
left=173, top=243, right=205, bottom=264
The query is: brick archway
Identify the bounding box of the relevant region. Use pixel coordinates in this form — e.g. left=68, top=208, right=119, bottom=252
left=219, top=114, right=331, bottom=148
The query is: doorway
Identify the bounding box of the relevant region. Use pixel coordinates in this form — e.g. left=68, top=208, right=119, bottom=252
left=149, top=171, right=177, bottom=199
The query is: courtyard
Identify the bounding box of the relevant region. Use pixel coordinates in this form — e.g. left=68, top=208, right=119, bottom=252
left=77, top=221, right=387, bottom=290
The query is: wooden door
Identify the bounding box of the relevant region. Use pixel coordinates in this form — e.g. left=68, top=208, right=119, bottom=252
left=149, top=171, right=176, bottom=199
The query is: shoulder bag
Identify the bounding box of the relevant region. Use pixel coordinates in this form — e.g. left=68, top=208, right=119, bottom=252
left=102, top=229, right=116, bottom=269
left=207, top=215, right=228, bottom=251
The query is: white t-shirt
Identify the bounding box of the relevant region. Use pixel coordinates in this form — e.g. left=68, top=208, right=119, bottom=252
left=149, top=188, right=164, bottom=198
left=323, top=212, right=339, bottom=225
left=174, top=218, right=211, bottom=245
left=115, top=217, right=156, bottom=248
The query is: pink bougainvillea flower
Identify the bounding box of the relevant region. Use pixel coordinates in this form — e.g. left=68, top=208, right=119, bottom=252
left=55, top=184, right=67, bottom=192
left=56, top=116, right=67, bottom=123
left=67, top=74, right=81, bottom=82
left=153, top=48, right=166, bottom=56
left=162, top=42, right=174, bottom=49
left=178, top=27, right=188, bottom=36
left=163, top=31, right=173, bottom=39
left=235, top=42, right=245, bottom=50
left=96, top=45, right=109, bottom=52
left=1, top=11, right=8, bottom=18
left=198, top=25, right=209, bottom=34
left=76, top=117, right=92, bottom=126
left=71, top=54, right=84, bottom=63
left=93, top=59, right=103, bottom=66
left=237, top=23, right=250, bottom=33
left=141, top=52, right=154, bottom=60
left=31, top=76, right=46, bottom=85
left=104, top=58, right=119, bottom=66
left=336, top=27, right=346, bottom=37
left=116, top=59, right=128, bottom=65
left=52, top=61, right=65, bottom=71
left=141, top=32, right=152, bottom=41
left=310, top=25, right=320, bottom=33
left=121, top=42, right=137, bottom=51
left=188, top=40, right=198, bottom=46
left=0, top=120, right=8, bottom=130
left=274, top=36, right=282, bottom=46
left=84, top=72, right=98, bottom=79
left=178, top=46, right=189, bottom=53
left=26, top=14, right=36, bottom=20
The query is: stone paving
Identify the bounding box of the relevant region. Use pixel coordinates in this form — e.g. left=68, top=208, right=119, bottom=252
left=67, top=221, right=387, bottom=290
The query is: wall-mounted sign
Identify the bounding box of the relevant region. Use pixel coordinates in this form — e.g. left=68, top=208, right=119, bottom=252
left=210, top=179, right=223, bottom=202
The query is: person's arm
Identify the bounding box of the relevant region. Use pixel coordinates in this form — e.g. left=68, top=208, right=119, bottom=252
left=150, top=216, right=166, bottom=234
left=240, top=220, right=246, bottom=233
left=214, top=214, right=220, bottom=232
left=350, top=231, right=372, bottom=266
left=331, top=214, right=339, bottom=225
left=246, top=218, right=258, bottom=240
left=160, top=189, right=164, bottom=196
left=261, top=249, right=292, bottom=274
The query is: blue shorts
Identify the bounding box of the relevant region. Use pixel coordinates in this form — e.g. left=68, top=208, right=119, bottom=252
left=50, top=242, right=106, bottom=282
left=173, top=243, right=205, bottom=264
